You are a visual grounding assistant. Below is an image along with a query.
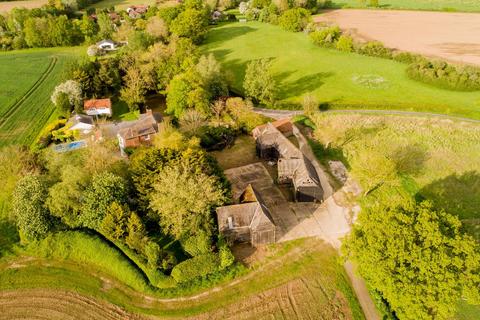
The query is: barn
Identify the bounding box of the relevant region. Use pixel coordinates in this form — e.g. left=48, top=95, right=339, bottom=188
left=216, top=184, right=276, bottom=246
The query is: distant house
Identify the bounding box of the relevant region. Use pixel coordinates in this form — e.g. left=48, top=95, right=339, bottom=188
left=253, top=120, right=323, bottom=202
left=117, top=110, right=159, bottom=155
left=216, top=184, right=276, bottom=246
left=126, top=5, right=149, bottom=18
left=84, top=98, right=112, bottom=117
left=68, top=114, right=95, bottom=134
left=96, top=39, right=117, bottom=51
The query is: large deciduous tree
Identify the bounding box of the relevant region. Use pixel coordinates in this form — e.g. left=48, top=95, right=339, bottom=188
left=170, top=9, right=209, bottom=44
left=12, top=175, right=51, bottom=241
left=243, top=59, right=277, bottom=105
left=149, top=161, right=227, bottom=239
left=344, top=201, right=480, bottom=320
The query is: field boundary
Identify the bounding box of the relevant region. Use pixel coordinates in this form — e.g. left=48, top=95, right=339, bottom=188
left=0, top=56, right=57, bottom=129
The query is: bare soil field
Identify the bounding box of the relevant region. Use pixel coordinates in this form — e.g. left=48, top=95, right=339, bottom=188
left=0, top=0, right=47, bottom=13
left=315, top=9, right=480, bottom=65
left=0, top=289, right=145, bottom=320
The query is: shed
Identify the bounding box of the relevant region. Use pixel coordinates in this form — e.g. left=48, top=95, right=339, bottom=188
left=216, top=185, right=276, bottom=246
left=68, top=114, right=95, bottom=134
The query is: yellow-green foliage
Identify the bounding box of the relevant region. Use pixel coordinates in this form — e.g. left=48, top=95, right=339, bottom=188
left=312, top=113, right=480, bottom=220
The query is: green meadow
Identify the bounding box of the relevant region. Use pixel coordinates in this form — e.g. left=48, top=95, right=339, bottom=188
left=203, top=22, right=480, bottom=119
left=0, top=48, right=80, bottom=147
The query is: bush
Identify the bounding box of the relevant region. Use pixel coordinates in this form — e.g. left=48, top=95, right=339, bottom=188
left=336, top=34, right=354, bottom=52
left=198, top=126, right=237, bottom=151
left=356, top=41, right=392, bottom=59
left=309, top=26, right=341, bottom=47
left=33, top=119, right=68, bottom=150
left=181, top=231, right=212, bottom=257
left=278, top=8, right=311, bottom=32
left=171, top=253, right=220, bottom=283
left=392, top=52, right=422, bottom=64
left=406, top=58, right=480, bottom=91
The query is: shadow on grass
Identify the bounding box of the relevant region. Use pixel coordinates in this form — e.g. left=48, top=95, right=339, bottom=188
left=416, top=171, right=480, bottom=220
left=278, top=72, right=334, bottom=100
left=0, top=219, right=19, bottom=258
left=205, top=25, right=257, bottom=45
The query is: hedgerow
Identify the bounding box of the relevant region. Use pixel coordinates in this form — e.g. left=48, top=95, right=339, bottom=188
left=171, top=253, right=220, bottom=283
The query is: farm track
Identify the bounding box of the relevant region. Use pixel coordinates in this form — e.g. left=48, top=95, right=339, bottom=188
left=0, top=56, right=57, bottom=129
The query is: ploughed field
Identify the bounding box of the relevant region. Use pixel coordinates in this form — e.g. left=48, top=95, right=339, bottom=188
left=0, top=49, right=76, bottom=147
left=315, top=9, right=480, bottom=66
left=0, top=0, right=48, bottom=13
left=202, top=22, right=480, bottom=120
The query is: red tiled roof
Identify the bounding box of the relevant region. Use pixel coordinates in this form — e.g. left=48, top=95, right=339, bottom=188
left=84, top=98, right=112, bottom=110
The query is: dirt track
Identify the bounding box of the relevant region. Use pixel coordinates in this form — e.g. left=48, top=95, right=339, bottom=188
left=315, top=9, right=480, bottom=65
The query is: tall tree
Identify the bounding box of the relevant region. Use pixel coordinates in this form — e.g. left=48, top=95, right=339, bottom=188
left=12, top=175, right=51, bottom=241
left=243, top=59, right=277, bottom=105
left=344, top=201, right=480, bottom=320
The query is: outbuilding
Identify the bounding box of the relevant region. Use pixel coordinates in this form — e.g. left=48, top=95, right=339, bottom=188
left=84, top=98, right=112, bottom=117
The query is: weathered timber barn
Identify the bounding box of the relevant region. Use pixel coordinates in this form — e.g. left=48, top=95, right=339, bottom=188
left=253, top=119, right=324, bottom=202
left=216, top=185, right=276, bottom=246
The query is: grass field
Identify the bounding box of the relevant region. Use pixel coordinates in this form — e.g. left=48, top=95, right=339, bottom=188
left=89, top=0, right=163, bottom=10
left=0, top=237, right=365, bottom=319
left=0, top=48, right=80, bottom=147
left=328, top=0, right=480, bottom=12
left=203, top=22, right=480, bottom=120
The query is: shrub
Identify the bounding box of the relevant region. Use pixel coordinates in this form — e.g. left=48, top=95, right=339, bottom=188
left=278, top=8, right=311, bottom=32
left=244, top=59, right=277, bottom=105
left=309, top=26, right=341, bottom=47
left=356, top=41, right=392, bottom=59
left=406, top=58, right=480, bottom=91
left=198, top=125, right=237, bottom=151
left=181, top=231, right=212, bottom=256
left=171, top=253, right=220, bottom=283
left=33, top=119, right=68, bottom=150
left=336, top=34, right=354, bottom=52
left=392, top=52, right=422, bottom=64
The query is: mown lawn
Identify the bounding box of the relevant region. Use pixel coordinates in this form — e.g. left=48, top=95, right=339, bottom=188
left=328, top=0, right=480, bottom=12
left=89, top=0, right=158, bottom=10
left=202, top=22, right=480, bottom=120
left=0, top=48, right=80, bottom=148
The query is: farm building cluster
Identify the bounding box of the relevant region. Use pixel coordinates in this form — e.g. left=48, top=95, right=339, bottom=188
left=216, top=119, right=325, bottom=246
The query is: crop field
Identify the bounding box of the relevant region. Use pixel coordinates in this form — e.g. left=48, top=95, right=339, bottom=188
left=328, top=0, right=480, bottom=12
left=203, top=22, right=480, bottom=120
left=0, top=238, right=364, bottom=319
left=0, top=48, right=78, bottom=148
left=0, top=0, right=48, bottom=13
left=89, top=0, right=159, bottom=10
left=315, top=9, right=480, bottom=65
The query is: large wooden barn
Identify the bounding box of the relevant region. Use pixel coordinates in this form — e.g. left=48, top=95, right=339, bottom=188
left=253, top=120, right=324, bottom=202
left=216, top=185, right=276, bottom=246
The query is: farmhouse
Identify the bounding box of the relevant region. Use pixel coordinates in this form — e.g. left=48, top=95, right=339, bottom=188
left=117, top=110, right=159, bottom=155
left=84, top=98, right=112, bottom=117
left=126, top=5, right=149, bottom=18
left=96, top=39, right=117, bottom=51
left=253, top=119, right=323, bottom=202
left=216, top=184, right=276, bottom=246
left=68, top=114, right=95, bottom=134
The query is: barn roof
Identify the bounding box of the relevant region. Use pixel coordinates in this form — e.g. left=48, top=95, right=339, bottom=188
left=216, top=184, right=275, bottom=231
left=255, top=123, right=302, bottom=159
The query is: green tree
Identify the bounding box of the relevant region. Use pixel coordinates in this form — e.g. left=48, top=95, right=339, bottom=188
left=81, top=172, right=128, bottom=230
left=120, top=65, right=147, bottom=111
left=97, top=12, right=115, bottom=39
left=55, top=92, right=71, bottom=117
left=243, top=59, right=277, bottom=105
left=170, top=9, right=209, bottom=44
left=12, top=175, right=51, bottom=241
left=144, top=241, right=164, bottom=269
left=196, top=54, right=229, bottom=99
left=100, top=202, right=130, bottom=240
left=80, top=14, right=98, bottom=43
left=125, top=212, right=147, bottom=252
left=344, top=201, right=480, bottom=320
left=181, top=230, right=211, bottom=256
left=149, top=161, right=227, bottom=239
left=166, top=73, right=193, bottom=117
left=278, top=8, right=311, bottom=32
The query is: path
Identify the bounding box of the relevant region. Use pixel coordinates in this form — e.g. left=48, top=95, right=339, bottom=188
left=254, top=107, right=480, bottom=123
left=315, top=9, right=480, bottom=66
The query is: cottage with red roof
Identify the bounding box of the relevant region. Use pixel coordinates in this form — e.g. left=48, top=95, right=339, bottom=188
left=84, top=98, right=112, bottom=117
